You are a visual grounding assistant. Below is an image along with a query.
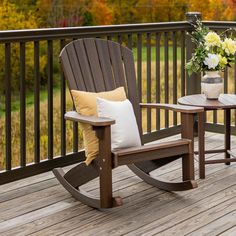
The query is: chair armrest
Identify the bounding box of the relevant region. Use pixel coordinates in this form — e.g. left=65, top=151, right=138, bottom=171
left=64, top=111, right=115, bottom=126
left=140, top=103, right=204, bottom=113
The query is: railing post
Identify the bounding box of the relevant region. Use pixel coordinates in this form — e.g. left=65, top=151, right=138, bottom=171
left=185, top=12, right=202, bottom=95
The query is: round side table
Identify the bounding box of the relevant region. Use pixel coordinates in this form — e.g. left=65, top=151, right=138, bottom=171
left=178, top=94, right=236, bottom=179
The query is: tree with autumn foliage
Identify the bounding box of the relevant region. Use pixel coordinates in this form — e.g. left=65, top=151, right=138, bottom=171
left=0, top=0, right=47, bottom=93
left=36, top=0, right=113, bottom=27
left=188, top=0, right=232, bottom=21
left=106, top=0, right=142, bottom=24
left=0, top=0, right=37, bottom=30
left=137, top=0, right=189, bottom=23
left=88, top=0, right=113, bottom=25
left=4, top=0, right=236, bottom=28
left=108, top=0, right=236, bottom=24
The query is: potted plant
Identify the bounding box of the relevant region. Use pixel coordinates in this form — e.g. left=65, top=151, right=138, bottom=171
left=186, top=20, right=236, bottom=99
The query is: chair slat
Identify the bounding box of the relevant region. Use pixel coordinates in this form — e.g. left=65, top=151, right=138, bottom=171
left=96, top=40, right=116, bottom=90
left=83, top=39, right=105, bottom=92
left=60, top=47, right=80, bottom=90
left=108, top=41, right=127, bottom=89
left=121, top=46, right=142, bottom=137
left=74, top=40, right=96, bottom=91
left=66, top=43, right=87, bottom=91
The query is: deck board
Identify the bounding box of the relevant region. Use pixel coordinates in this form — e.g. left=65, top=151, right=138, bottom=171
left=1, top=132, right=236, bottom=236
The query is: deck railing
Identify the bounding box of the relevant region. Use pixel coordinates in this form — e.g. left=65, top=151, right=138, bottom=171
left=1, top=12, right=236, bottom=184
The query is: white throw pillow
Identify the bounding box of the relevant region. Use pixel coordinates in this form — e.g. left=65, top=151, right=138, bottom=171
left=96, top=98, right=141, bottom=150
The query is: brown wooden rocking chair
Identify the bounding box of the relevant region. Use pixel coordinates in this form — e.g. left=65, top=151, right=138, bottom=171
left=53, top=38, right=204, bottom=209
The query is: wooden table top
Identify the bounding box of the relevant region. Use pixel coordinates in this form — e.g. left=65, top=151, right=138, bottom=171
left=178, top=94, right=236, bottom=110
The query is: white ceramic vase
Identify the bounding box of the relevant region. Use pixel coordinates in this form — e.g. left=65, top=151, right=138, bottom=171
left=201, top=71, right=223, bottom=99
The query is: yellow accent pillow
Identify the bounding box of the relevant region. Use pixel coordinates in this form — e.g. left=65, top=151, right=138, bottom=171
left=71, top=87, right=127, bottom=165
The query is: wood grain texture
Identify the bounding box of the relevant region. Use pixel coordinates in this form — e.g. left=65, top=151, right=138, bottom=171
left=2, top=133, right=236, bottom=236
left=141, top=102, right=204, bottom=113
left=64, top=111, right=115, bottom=126
left=95, top=125, right=113, bottom=208
left=178, top=94, right=236, bottom=110
left=113, top=139, right=190, bottom=157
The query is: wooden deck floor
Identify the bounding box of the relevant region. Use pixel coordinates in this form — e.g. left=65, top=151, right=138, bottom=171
left=1, top=132, right=236, bottom=236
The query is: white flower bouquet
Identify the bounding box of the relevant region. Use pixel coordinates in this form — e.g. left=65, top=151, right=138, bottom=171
left=186, top=20, right=236, bottom=74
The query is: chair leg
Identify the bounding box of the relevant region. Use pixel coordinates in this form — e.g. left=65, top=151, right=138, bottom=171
left=95, top=125, right=123, bottom=208
left=182, top=142, right=194, bottom=181
left=181, top=112, right=195, bottom=180
left=182, top=153, right=194, bottom=181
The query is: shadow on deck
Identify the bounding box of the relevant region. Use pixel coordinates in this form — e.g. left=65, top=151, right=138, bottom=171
left=1, top=132, right=236, bottom=236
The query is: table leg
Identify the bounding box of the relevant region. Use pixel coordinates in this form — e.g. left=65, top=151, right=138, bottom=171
left=181, top=113, right=194, bottom=180
left=225, top=109, right=231, bottom=165
left=198, top=112, right=205, bottom=179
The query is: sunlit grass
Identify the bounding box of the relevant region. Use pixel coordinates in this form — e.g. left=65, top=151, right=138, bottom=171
left=132, top=46, right=182, bottom=62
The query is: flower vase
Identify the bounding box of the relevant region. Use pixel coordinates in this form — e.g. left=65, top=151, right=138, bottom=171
left=201, top=71, right=223, bottom=99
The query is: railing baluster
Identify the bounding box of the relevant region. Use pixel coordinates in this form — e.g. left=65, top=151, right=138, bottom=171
left=47, top=40, right=53, bottom=159
left=127, top=34, right=132, bottom=49
left=164, top=32, right=169, bottom=128
left=172, top=31, right=177, bottom=126
left=71, top=38, right=78, bottom=153
left=34, top=41, right=40, bottom=163
left=117, top=34, right=122, bottom=45
left=137, top=33, right=142, bottom=102
left=146, top=33, right=151, bottom=133
left=181, top=31, right=185, bottom=97
left=60, top=39, right=66, bottom=156
left=20, top=42, right=26, bottom=167
left=137, top=33, right=143, bottom=131
left=156, top=33, right=161, bottom=130
left=5, top=43, right=11, bottom=171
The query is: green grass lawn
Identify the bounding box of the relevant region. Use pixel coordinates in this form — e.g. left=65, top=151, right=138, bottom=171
left=0, top=86, right=60, bottom=117
left=132, top=46, right=182, bottom=62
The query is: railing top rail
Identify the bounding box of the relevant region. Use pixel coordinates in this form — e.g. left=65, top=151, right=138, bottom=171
left=1, top=19, right=236, bottom=43
left=204, top=21, right=236, bottom=30
left=0, top=21, right=190, bottom=42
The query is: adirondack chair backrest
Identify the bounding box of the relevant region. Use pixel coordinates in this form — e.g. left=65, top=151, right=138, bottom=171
left=59, top=38, right=143, bottom=138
